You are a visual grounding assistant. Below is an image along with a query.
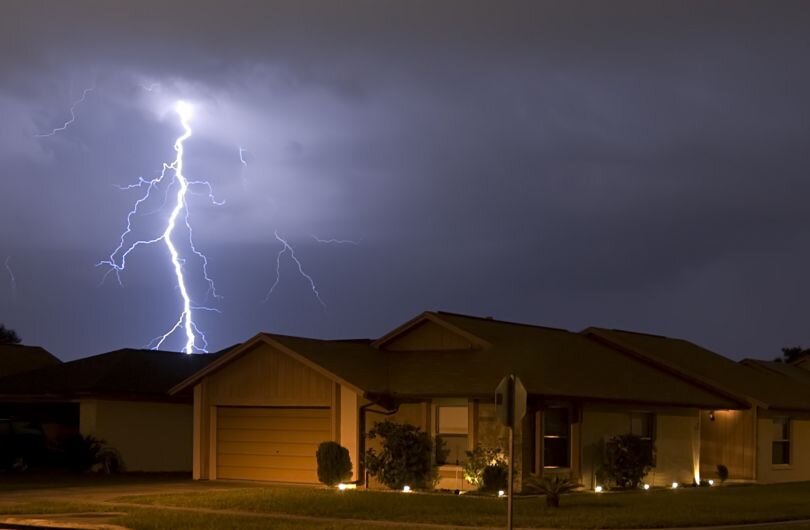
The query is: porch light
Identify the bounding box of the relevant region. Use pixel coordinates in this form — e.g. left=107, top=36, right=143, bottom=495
left=402, top=485, right=411, bottom=493
left=498, top=490, right=505, bottom=497
left=594, top=485, right=603, bottom=493
left=671, top=482, right=679, bottom=489
left=643, top=484, right=650, bottom=490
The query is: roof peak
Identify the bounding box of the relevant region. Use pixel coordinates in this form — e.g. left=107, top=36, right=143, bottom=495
left=433, top=310, right=570, bottom=333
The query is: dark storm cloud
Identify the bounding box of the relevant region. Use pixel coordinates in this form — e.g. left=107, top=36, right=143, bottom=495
left=2, top=0, right=810, bottom=360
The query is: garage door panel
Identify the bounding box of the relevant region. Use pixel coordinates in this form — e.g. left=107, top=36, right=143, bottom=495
left=218, top=453, right=318, bottom=470
left=217, top=466, right=318, bottom=483
left=216, top=406, right=331, bottom=484
left=217, top=428, right=330, bottom=444
left=218, top=416, right=332, bottom=432
left=220, top=407, right=330, bottom=419
left=217, top=440, right=320, bottom=457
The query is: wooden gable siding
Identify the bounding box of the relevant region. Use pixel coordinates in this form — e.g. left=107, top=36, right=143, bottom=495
left=205, top=342, right=333, bottom=407
left=382, top=320, right=474, bottom=351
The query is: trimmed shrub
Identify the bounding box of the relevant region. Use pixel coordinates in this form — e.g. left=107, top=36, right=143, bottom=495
left=602, top=433, right=653, bottom=489
left=365, top=420, right=436, bottom=490
left=463, top=446, right=507, bottom=489
left=481, top=462, right=509, bottom=492
left=717, top=464, right=729, bottom=484
left=316, top=441, right=352, bottom=486
left=61, top=434, right=104, bottom=472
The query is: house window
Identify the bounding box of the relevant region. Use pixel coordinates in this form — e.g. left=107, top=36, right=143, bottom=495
left=543, top=407, right=571, bottom=469
left=630, top=412, right=655, bottom=466
left=437, top=406, right=468, bottom=465
left=772, top=417, right=791, bottom=465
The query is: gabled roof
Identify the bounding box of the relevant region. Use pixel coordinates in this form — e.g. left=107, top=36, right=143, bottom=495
left=174, top=312, right=741, bottom=409
left=0, top=344, right=61, bottom=378
left=171, top=333, right=385, bottom=395
left=0, top=348, right=222, bottom=401
left=584, top=328, right=810, bottom=412
left=741, top=359, right=810, bottom=386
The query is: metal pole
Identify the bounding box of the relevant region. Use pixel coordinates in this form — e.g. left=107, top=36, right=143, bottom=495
left=507, top=424, right=514, bottom=530
left=507, top=375, right=514, bottom=530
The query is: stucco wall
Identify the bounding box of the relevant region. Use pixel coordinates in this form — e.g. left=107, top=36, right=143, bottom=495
left=80, top=399, right=193, bottom=472
left=581, top=404, right=699, bottom=488
left=756, top=413, right=810, bottom=483
left=699, top=409, right=755, bottom=481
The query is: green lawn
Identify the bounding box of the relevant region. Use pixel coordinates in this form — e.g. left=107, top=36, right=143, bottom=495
left=114, top=482, right=810, bottom=529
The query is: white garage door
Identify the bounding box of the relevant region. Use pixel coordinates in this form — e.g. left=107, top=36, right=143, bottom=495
left=216, top=406, right=332, bottom=483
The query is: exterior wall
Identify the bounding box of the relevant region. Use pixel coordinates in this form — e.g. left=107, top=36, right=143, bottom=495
left=756, top=411, right=810, bottom=483
left=339, top=385, right=360, bottom=481
left=192, top=342, right=341, bottom=480
left=580, top=404, right=700, bottom=489
left=364, top=402, right=430, bottom=489
left=79, top=398, right=193, bottom=472
left=699, top=409, right=756, bottom=481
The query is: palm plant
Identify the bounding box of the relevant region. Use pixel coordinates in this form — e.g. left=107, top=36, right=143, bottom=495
left=524, top=474, right=581, bottom=508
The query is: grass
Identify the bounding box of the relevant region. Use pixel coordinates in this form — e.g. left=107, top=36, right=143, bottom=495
left=114, top=482, right=810, bottom=529
left=0, top=471, right=190, bottom=492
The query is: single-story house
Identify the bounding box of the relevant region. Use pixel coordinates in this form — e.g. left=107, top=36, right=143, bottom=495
left=173, top=311, right=768, bottom=490
left=0, top=348, right=221, bottom=472
left=583, top=328, right=810, bottom=484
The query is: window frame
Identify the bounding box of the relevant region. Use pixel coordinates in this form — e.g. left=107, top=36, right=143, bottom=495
left=630, top=411, right=656, bottom=466
left=772, top=417, right=791, bottom=466
left=542, top=406, right=572, bottom=470
left=435, top=404, right=470, bottom=466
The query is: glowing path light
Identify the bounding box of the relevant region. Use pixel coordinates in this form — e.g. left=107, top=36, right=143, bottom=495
left=98, top=101, right=221, bottom=353
left=264, top=231, right=326, bottom=308
left=35, top=87, right=94, bottom=138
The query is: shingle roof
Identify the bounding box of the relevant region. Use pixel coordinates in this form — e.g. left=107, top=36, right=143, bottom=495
left=0, top=344, right=61, bottom=378
left=741, top=359, right=810, bottom=387
left=585, top=328, right=810, bottom=412
left=178, top=312, right=742, bottom=409
left=382, top=312, right=740, bottom=408
left=0, top=348, right=221, bottom=401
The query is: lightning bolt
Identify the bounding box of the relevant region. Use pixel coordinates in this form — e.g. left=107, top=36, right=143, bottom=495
left=35, top=87, right=94, bottom=138
left=4, top=257, right=15, bottom=295
left=98, top=101, right=221, bottom=353
left=311, top=235, right=360, bottom=245
left=264, top=231, right=326, bottom=308
left=238, top=147, right=248, bottom=167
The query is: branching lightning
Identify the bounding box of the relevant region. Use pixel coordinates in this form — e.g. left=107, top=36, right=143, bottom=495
left=311, top=235, right=360, bottom=245
left=98, top=101, right=221, bottom=353
left=35, top=87, right=94, bottom=138
left=4, top=257, right=15, bottom=295
left=264, top=231, right=326, bottom=308
left=238, top=147, right=248, bottom=167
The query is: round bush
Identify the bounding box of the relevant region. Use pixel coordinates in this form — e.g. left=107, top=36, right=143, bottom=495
left=481, top=462, right=508, bottom=492
left=316, top=441, right=353, bottom=486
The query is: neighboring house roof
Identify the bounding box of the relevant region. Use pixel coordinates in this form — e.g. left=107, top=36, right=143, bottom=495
left=584, top=328, right=810, bottom=412
left=0, top=348, right=222, bottom=402
left=741, top=359, right=810, bottom=386
left=174, top=311, right=741, bottom=410
left=0, top=344, right=61, bottom=378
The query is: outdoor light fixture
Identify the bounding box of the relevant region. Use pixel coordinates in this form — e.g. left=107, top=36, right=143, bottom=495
left=337, top=483, right=347, bottom=491
left=498, top=490, right=505, bottom=497
left=594, top=485, right=603, bottom=493
left=337, top=483, right=356, bottom=491
left=671, top=482, right=679, bottom=489
left=403, top=485, right=411, bottom=493
left=643, top=484, right=650, bottom=490
left=708, top=480, right=714, bottom=486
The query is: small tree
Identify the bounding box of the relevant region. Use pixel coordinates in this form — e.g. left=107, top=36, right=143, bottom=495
left=316, top=441, right=352, bottom=486
left=524, top=475, right=581, bottom=507
left=602, top=433, right=653, bottom=489
left=365, top=421, right=436, bottom=490
left=0, top=324, right=21, bottom=344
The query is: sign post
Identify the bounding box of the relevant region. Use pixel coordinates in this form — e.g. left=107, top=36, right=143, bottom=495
left=495, top=374, right=526, bottom=530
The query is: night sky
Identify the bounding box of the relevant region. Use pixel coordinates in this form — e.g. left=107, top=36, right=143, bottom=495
left=2, top=1, right=810, bottom=361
